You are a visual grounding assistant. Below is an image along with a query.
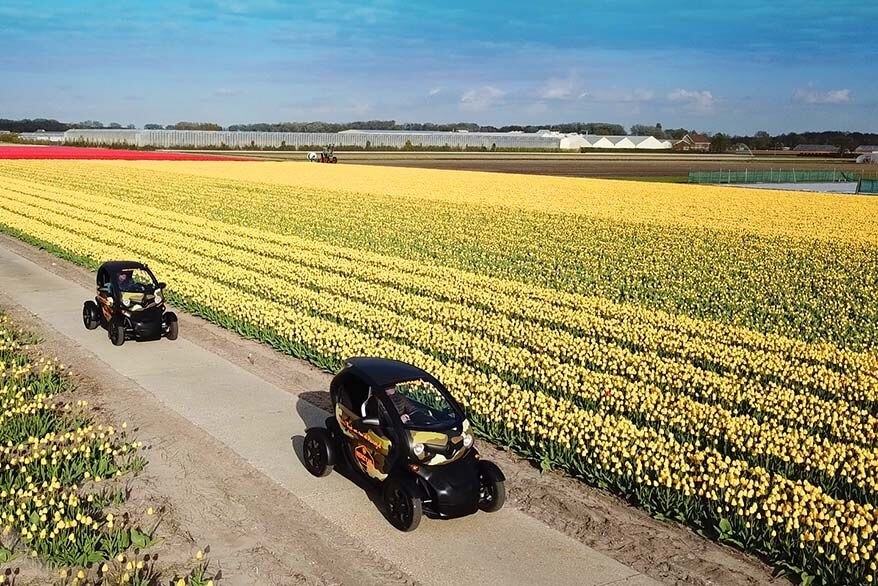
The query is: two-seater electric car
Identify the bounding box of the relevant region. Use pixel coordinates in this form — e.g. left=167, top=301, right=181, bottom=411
left=82, top=261, right=178, bottom=346
left=303, top=357, right=505, bottom=531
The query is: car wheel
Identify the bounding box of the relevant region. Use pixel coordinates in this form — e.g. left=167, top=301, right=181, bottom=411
left=478, top=460, right=506, bottom=513
left=82, top=301, right=100, bottom=330
left=303, top=428, right=334, bottom=477
left=164, top=312, right=179, bottom=341
left=109, top=319, right=126, bottom=346
left=383, top=477, right=423, bottom=532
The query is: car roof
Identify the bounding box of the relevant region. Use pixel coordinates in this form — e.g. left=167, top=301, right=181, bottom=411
left=341, top=357, right=435, bottom=389
left=98, top=260, right=148, bottom=274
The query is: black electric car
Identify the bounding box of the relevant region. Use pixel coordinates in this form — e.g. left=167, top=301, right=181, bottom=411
left=302, top=357, right=505, bottom=531
left=82, top=261, right=178, bottom=346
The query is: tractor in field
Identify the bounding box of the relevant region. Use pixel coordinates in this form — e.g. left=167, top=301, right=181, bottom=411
left=307, top=145, right=337, bottom=163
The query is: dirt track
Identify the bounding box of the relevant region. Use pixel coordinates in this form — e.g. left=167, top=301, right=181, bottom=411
left=341, top=155, right=858, bottom=179
left=186, top=150, right=860, bottom=179
left=0, top=234, right=784, bottom=586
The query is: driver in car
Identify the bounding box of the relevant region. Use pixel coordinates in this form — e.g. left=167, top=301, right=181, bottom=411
left=386, top=385, right=418, bottom=424
left=117, top=271, right=135, bottom=292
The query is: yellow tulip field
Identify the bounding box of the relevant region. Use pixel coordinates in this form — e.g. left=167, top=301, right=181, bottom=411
left=0, top=160, right=876, bottom=583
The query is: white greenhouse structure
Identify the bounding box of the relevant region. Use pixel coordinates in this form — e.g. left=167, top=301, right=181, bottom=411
left=62, top=129, right=675, bottom=151
left=64, top=129, right=562, bottom=150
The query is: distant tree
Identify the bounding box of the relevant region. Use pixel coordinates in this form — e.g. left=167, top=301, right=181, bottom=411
left=126, top=124, right=136, bottom=129
left=665, top=128, right=689, bottom=140
left=173, top=121, right=222, bottom=131
left=0, top=118, right=70, bottom=132
left=72, top=120, right=104, bottom=129
left=108, top=122, right=123, bottom=129
left=710, top=133, right=732, bottom=153
left=752, top=130, right=772, bottom=150
left=630, top=124, right=666, bottom=138
left=144, top=124, right=163, bottom=130
left=835, top=136, right=855, bottom=153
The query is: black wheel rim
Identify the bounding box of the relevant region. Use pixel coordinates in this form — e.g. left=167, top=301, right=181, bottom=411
left=480, top=475, right=495, bottom=505
left=304, top=437, right=325, bottom=473
left=388, top=488, right=411, bottom=527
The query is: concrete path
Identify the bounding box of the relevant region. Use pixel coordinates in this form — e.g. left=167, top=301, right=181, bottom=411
left=0, top=242, right=659, bottom=586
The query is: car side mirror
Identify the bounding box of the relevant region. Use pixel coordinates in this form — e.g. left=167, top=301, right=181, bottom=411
left=100, top=285, right=112, bottom=295
left=157, top=282, right=166, bottom=289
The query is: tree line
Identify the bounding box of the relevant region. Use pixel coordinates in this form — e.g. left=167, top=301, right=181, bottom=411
left=2, top=117, right=876, bottom=152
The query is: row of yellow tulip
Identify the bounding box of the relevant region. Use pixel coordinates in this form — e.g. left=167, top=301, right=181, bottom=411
left=3, top=186, right=878, bottom=503
left=0, top=315, right=217, bottom=584
left=2, top=160, right=876, bottom=351
left=2, top=185, right=875, bottom=457
left=10, top=157, right=878, bottom=347
left=2, top=198, right=877, bottom=583
left=0, top=316, right=152, bottom=571
left=4, top=173, right=875, bottom=406
left=2, top=163, right=877, bottom=582
left=4, top=180, right=877, bottom=429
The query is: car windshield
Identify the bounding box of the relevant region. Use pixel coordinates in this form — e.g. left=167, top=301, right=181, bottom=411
left=116, top=268, right=157, bottom=294
left=385, top=379, right=460, bottom=429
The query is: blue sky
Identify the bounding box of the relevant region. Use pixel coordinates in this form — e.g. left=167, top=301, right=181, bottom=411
left=1, top=1, right=876, bottom=133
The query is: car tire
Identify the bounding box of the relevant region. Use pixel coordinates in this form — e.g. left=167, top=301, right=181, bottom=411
left=303, top=427, right=334, bottom=477
left=164, top=312, right=179, bottom=341
left=383, top=477, right=423, bottom=532
left=82, top=301, right=100, bottom=330
left=109, top=319, right=126, bottom=346
left=478, top=460, right=506, bottom=513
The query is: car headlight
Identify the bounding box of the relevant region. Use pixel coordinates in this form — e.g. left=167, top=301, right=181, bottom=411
left=122, top=297, right=131, bottom=307
left=463, top=434, right=474, bottom=448
left=412, top=442, right=425, bottom=458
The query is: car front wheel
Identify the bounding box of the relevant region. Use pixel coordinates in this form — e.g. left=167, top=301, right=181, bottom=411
left=82, top=301, right=100, bottom=330
left=109, top=319, right=126, bottom=346
left=478, top=460, right=506, bottom=513
left=303, top=428, right=334, bottom=477
left=383, top=477, right=423, bottom=531
left=164, top=312, right=179, bottom=341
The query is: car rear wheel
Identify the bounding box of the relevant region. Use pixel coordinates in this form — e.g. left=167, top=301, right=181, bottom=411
left=303, top=428, right=334, bottom=477
left=82, top=301, right=99, bottom=330
left=478, top=460, right=506, bottom=513
left=109, top=319, right=126, bottom=346
left=383, top=477, right=423, bottom=531
left=164, top=312, right=179, bottom=341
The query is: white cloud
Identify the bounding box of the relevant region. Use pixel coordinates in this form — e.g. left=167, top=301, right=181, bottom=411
left=539, top=76, right=578, bottom=100
left=538, top=73, right=596, bottom=101
left=428, top=86, right=442, bottom=96
left=348, top=100, right=371, bottom=115
left=577, top=88, right=654, bottom=104
left=630, top=89, right=655, bottom=102
left=667, top=88, right=715, bottom=112
left=460, top=86, right=505, bottom=111
left=793, top=88, right=852, bottom=104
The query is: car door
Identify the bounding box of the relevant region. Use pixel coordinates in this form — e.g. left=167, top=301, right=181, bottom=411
left=354, top=394, right=398, bottom=481
left=97, top=281, right=114, bottom=321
